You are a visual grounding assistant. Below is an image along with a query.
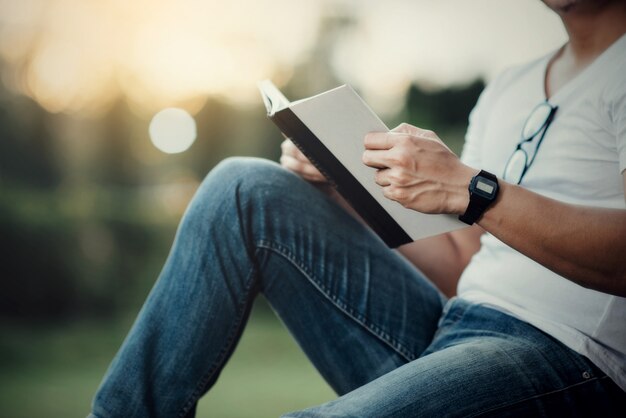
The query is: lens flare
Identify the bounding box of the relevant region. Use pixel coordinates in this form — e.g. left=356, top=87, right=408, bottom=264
left=149, top=108, right=197, bottom=154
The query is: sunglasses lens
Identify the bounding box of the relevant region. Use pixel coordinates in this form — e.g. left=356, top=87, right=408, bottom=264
left=504, top=149, right=528, bottom=184
left=522, top=103, right=553, bottom=139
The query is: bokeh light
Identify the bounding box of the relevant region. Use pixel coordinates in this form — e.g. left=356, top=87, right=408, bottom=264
left=149, top=108, right=197, bottom=154
left=0, top=0, right=566, bottom=116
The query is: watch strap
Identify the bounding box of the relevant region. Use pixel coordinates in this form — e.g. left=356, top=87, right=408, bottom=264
left=459, top=170, right=498, bottom=225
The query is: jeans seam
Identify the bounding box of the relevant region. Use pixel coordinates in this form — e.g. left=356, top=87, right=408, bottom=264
left=177, top=254, right=260, bottom=418
left=257, top=239, right=417, bottom=362
left=467, top=375, right=609, bottom=418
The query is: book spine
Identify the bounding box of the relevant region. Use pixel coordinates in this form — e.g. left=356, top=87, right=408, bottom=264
left=285, top=133, right=337, bottom=188
left=271, top=110, right=336, bottom=187
left=270, top=108, right=412, bottom=248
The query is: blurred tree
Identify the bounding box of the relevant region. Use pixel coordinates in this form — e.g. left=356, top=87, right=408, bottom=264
left=397, top=79, right=485, bottom=154
left=0, top=201, right=76, bottom=318
left=0, top=22, right=487, bottom=322
left=92, top=100, right=142, bottom=186
left=290, top=13, right=356, bottom=96
left=0, top=78, right=172, bottom=320
left=0, top=91, right=62, bottom=189
left=403, top=80, right=485, bottom=130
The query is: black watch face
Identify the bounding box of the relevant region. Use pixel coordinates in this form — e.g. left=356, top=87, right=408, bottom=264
left=473, top=177, right=497, bottom=199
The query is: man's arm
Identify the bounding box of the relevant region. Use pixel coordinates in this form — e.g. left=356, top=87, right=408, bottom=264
left=475, top=176, right=626, bottom=296
left=363, top=125, right=626, bottom=297
left=396, top=226, right=483, bottom=297
left=280, top=137, right=481, bottom=296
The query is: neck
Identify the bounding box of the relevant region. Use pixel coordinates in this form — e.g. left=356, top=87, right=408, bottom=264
left=559, top=1, right=626, bottom=64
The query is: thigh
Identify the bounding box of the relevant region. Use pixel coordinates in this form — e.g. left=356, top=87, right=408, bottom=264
left=217, top=158, right=447, bottom=394
left=89, top=157, right=449, bottom=418
left=259, top=245, right=441, bottom=395
left=281, top=299, right=626, bottom=417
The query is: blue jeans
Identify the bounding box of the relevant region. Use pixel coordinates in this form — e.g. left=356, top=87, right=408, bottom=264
left=90, top=157, right=625, bottom=417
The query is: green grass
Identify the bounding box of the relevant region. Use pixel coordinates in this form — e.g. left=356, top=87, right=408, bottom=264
left=0, top=303, right=335, bottom=418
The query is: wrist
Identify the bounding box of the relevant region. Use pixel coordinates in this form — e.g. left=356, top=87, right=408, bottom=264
left=458, top=169, right=500, bottom=225
left=452, top=166, right=478, bottom=215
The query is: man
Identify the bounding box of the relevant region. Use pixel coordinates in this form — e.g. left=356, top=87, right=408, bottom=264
left=89, top=0, right=626, bottom=416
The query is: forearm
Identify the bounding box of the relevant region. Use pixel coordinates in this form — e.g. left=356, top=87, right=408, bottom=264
left=361, top=125, right=626, bottom=297
left=478, top=182, right=626, bottom=296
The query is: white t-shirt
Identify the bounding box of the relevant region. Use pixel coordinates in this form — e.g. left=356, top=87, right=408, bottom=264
left=458, top=33, right=626, bottom=391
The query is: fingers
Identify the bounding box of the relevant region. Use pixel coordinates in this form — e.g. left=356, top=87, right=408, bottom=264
left=391, top=123, right=433, bottom=137
left=280, top=140, right=326, bottom=182
left=374, top=168, right=391, bottom=186
left=381, top=185, right=408, bottom=204
left=364, top=130, right=437, bottom=151
left=374, top=168, right=413, bottom=188
left=391, top=123, right=421, bottom=136
left=281, top=139, right=309, bottom=163
left=364, top=132, right=403, bottom=150
left=362, top=149, right=395, bottom=169
left=364, top=123, right=443, bottom=149
left=280, top=154, right=326, bottom=182
left=391, top=124, right=450, bottom=149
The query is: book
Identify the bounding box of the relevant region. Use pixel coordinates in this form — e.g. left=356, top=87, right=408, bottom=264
left=258, top=80, right=465, bottom=248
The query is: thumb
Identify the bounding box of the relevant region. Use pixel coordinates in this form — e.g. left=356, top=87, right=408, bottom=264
left=392, top=123, right=451, bottom=151
left=391, top=123, right=420, bottom=135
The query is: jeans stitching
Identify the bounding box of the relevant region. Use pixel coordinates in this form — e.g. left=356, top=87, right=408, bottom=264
left=177, top=254, right=260, bottom=418
left=257, top=239, right=417, bottom=362
left=467, top=375, right=610, bottom=418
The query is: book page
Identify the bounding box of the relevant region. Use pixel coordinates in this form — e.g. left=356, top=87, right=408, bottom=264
left=290, top=85, right=464, bottom=241
left=258, top=80, right=290, bottom=115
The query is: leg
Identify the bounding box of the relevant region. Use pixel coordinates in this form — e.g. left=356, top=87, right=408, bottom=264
left=283, top=298, right=626, bottom=417
left=90, top=158, right=446, bottom=418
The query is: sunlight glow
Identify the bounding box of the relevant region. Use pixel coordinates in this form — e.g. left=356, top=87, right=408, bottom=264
left=149, top=108, right=197, bottom=154
left=0, top=0, right=566, bottom=116
left=331, top=0, right=566, bottom=115
left=0, top=0, right=322, bottom=114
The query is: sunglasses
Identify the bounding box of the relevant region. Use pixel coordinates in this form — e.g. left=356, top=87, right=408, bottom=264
left=503, top=102, right=558, bottom=185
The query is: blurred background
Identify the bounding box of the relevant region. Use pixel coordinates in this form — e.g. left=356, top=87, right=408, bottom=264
left=0, top=0, right=566, bottom=416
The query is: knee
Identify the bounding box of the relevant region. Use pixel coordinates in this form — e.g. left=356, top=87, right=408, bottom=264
left=210, top=157, right=283, bottom=184
left=199, top=157, right=302, bottom=205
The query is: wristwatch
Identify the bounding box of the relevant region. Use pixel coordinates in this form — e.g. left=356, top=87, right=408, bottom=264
left=459, top=170, right=499, bottom=225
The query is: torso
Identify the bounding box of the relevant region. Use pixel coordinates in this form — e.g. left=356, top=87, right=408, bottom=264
left=458, top=33, right=626, bottom=391
left=546, top=46, right=595, bottom=99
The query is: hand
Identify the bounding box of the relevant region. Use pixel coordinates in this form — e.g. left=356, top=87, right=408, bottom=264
left=280, top=138, right=328, bottom=183
left=362, top=123, right=476, bottom=215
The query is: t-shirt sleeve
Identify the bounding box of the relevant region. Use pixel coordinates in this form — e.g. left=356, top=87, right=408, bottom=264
left=614, top=90, right=626, bottom=174
left=606, top=53, right=626, bottom=174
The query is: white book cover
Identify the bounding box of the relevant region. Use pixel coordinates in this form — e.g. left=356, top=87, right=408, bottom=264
left=289, top=85, right=465, bottom=241
left=259, top=81, right=466, bottom=245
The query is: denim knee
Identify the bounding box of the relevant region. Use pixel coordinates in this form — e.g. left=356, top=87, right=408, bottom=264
left=199, top=157, right=305, bottom=209
left=210, top=156, right=283, bottom=181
